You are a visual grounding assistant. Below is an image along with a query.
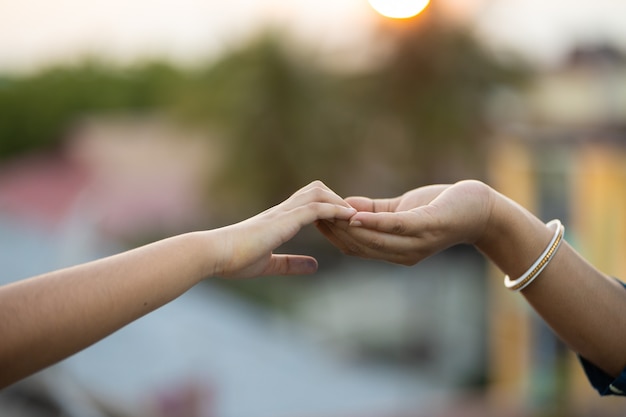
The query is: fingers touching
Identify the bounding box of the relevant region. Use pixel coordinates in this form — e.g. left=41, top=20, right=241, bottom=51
left=317, top=181, right=492, bottom=266
left=316, top=216, right=439, bottom=266
left=344, top=196, right=399, bottom=213
left=279, top=180, right=356, bottom=225
left=217, top=180, right=355, bottom=279
left=220, top=179, right=492, bottom=278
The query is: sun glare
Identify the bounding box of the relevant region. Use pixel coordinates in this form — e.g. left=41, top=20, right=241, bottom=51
left=367, top=0, right=430, bottom=19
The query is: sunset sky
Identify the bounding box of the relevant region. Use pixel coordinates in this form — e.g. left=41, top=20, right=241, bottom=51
left=1, top=0, right=625, bottom=72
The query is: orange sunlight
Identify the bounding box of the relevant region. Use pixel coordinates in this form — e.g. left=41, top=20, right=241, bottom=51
left=367, top=0, right=430, bottom=19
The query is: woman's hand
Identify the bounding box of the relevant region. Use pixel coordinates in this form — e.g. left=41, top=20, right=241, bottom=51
left=317, top=180, right=494, bottom=266
left=0, top=180, right=355, bottom=387
left=210, top=180, right=356, bottom=279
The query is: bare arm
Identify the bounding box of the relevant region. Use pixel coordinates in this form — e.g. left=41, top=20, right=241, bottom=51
left=477, top=186, right=626, bottom=378
left=0, top=180, right=356, bottom=388
left=317, top=180, right=626, bottom=377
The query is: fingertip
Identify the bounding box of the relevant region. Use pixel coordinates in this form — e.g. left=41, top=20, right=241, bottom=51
left=348, top=211, right=365, bottom=227
left=333, top=206, right=357, bottom=220
left=276, top=255, right=318, bottom=275
left=296, top=257, right=319, bottom=274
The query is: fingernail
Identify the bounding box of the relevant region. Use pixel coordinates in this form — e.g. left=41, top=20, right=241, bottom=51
left=350, top=220, right=362, bottom=227
left=301, top=258, right=318, bottom=272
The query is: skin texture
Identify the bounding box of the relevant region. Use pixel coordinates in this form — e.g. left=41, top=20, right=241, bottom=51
left=0, top=180, right=356, bottom=389
left=317, top=179, right=626, bottom=378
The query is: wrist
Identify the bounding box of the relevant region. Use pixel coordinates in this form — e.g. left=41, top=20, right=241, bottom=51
left=183, top=230, right=225, bottom=281
left=474, top=187, right=510, bottom=254
left=474, top=189, right=555, bottom=279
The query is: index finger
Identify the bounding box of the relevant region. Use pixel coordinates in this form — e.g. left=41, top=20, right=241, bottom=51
left=349, top=208, right=438, bottom=237
left=345, top=196, right=401, bottom=213
left=284, top=181, right=353, bottom=210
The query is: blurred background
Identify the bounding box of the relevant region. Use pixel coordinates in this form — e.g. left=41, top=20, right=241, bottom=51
left=1, top=0, right=626, bottom=416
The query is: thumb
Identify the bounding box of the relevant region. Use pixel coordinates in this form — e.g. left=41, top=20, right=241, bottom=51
left=262, top=255, right=319, bottom=276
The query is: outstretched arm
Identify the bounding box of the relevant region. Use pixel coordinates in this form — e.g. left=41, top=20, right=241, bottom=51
left=0, top=180, right=356, bottom=388
left=317, top=180, right=626, bottom=379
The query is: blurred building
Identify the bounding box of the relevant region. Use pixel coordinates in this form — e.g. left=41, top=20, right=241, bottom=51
left=0, top=116, right=217, bottom=240
left=486, top=44, right=626, bottom=416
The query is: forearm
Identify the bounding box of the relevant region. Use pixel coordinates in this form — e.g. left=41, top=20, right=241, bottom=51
left=476, top=189, right=626, bottom=377
left=0, top=231, right=216, bottom=388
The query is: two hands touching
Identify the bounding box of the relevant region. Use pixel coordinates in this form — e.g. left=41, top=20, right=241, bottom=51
left=0, top=179, right=493, bottom=387
left=2, top=179, right=472, bottom=386
left=316, top=180, right=493, bottom=267
left=221, top=179, right=494, bottom=279
left=218, top=179, right=626, bottom=382
left=4, top=179, right=626, bottom=389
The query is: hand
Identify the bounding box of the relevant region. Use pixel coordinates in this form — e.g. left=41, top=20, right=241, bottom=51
left=211, top=180, right=356, bottom=279
left=317, top=180, right=494, bottom=266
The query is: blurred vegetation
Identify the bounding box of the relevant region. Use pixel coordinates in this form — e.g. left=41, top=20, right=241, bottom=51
left=170, top=31, right=360, bottom=215
left=0, top=11, right=531, bottom=220
left=0, top=61, right=183, bottom=157
left=362, top=15, right=530, bottom=185
left=0, top=11, right=533, bottom=331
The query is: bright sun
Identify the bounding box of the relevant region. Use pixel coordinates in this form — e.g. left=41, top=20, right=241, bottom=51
left=367, top=0, right=430, bottom=19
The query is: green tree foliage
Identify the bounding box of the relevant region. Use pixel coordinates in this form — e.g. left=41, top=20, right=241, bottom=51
left=0, top=60, right=183, bottom=158
left=346, top=9, right=531, bottom=188
left=0, top=19, right=529, bottom=217
left=171, top=31, right=357, bottom=215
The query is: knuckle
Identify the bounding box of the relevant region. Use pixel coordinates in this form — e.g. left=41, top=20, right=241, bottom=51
left=307, top=187, right=325, bottom=201
left=308, top=180, right=326, bottom=193
left=391, top=222, right=406, bottom=234
left=299, top=201, right=319, bottom=213
left=344, top=243, right=363, bottom=256
left=367, top=238, right=384, bottom=251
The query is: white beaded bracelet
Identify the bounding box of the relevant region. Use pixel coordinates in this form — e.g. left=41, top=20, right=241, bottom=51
left=504, top=219, right=565, bottom=292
